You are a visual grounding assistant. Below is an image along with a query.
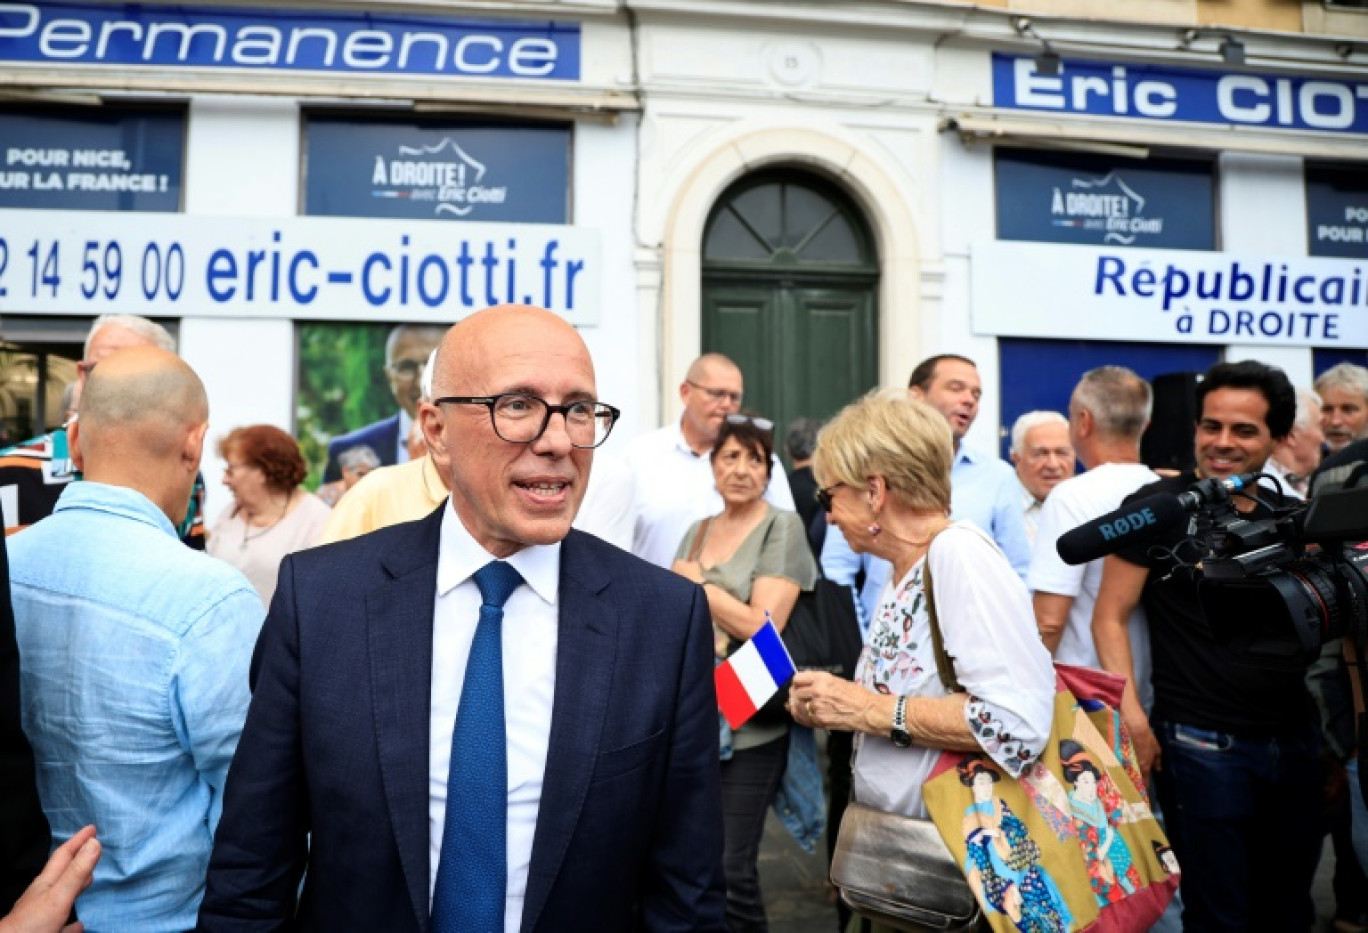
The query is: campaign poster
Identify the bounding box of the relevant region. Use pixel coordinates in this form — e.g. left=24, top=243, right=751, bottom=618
left=296, top=321, right=446, bottom=487
left=0, top=106, right=184, bottom=212
left=995, top=148, right=1216, bottom=251
left=303, top=115, right=571, bottom=223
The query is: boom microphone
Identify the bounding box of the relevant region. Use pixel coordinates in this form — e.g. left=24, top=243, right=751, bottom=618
left=1056, top=493, right=1190, bottom=566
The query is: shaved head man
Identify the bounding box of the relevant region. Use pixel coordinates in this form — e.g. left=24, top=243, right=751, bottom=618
left=72, top=348, right=208, bottom=519
left=10, top=347, right=263, bottom=930
left=0, top=314, right=202, bottom=541
left=203, top=304, right=727, bottom=932
left=625, top=352, right=795, bottom=567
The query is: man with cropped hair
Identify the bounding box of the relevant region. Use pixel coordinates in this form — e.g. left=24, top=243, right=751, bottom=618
left=10, top=348, right=262, bottom=930
left=1265, top=389, right=1323, bottom=500
left=1009, top=410, right=1074, bottom=545
left=1028, top=367, right=1156, bottom=709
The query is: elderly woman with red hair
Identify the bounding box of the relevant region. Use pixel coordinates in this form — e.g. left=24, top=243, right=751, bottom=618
left=207, top=425, right=330, bottom=606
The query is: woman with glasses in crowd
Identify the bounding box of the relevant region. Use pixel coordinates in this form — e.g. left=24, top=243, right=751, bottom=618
left=789, top=390, right=1053, bottom=836
left=207, top=425, right=330, bottom=607
left=671, top=413, right=817, bottom=933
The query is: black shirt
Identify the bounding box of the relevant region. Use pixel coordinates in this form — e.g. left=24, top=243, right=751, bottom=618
left=1116, top=471, right=1314, bottom=736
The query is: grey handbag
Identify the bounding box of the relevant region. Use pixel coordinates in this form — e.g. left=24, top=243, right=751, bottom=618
left=830, top=800, right=983, bottom=932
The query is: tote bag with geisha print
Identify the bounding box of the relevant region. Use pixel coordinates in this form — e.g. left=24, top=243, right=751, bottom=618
left=920, top=663, right=1180, bottom=933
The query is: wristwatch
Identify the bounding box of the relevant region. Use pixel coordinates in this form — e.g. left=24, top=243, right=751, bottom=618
left=890, top=696, right=912, bottom=748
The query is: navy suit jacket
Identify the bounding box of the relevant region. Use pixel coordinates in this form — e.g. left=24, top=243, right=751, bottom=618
left=323, top=413, right=402, bottom=483
left=198, top=507, right=726, bottom=932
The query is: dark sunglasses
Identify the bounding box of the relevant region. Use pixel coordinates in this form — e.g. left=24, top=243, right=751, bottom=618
left=815, top=482, right=846, bottom=512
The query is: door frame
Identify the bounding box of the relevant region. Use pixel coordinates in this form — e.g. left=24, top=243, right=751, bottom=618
left=656, top=124, right=928, bottom=427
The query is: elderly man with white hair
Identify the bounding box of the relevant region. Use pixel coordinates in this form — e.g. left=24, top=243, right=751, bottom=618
left=1315, top=362, right=1368, bottom=455
left=1264, top=389, right=1323, bottom=500
left=1008, top=410, right=1074, bottom=545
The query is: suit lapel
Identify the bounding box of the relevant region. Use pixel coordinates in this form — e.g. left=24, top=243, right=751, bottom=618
left=521, top=533, right=616, bottom=932
left=367, top=508, right=443, bottom=930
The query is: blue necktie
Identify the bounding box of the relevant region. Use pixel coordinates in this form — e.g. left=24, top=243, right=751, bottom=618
left=431, top=560, right=523, bottom=933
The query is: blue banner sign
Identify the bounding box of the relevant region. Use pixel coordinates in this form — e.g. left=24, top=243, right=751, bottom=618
left=995, top=149, right=1214, bottom=250
left=0, top=3, right=579, bottom=80
left=1307, top=162, right=1368, bottom=260
left=993, top=53, right=1368, bottom=135
left=0, top=108, right=182, bottom=211
left=305, top=119, right=569, bottom=223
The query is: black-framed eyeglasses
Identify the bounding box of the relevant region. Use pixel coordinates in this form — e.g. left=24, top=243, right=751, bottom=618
left=687, top=381, right=743, bottom=405
left=725, top=413, right=774, bottom=431
left=816, top=482, right=846, bottom=513
left=434, top=393, right=621, bottom=449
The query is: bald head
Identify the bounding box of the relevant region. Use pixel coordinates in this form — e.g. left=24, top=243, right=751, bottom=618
left=431, top=304, right=590, bottom=398
left=79, top=347, right=208, bottom=461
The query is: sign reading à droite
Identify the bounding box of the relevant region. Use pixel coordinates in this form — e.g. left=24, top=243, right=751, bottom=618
left=972, top=241, right=1368, bottom=348
left=0, top=209, right=601, bottom=325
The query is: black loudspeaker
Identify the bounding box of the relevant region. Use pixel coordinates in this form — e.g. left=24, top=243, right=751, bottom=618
left=1141, top=372, right=1203, bottom=474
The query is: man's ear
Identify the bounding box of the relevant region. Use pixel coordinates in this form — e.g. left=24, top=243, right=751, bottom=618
left=908, top=386, right=925, bottom=402
left=68, top=417, right=84, bottom=472
left=678, top=380, right=691, bottom=406
left=419, top=402, right=448, bottom=463
left=184, top=422, right=209, bottom=472
left=1010, top=450, right=1021, bottom=466
left=1075, top=408, right=1094, bottom=439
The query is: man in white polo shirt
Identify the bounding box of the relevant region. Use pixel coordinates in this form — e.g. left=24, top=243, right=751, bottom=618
left=625, top=353, right=794, bottom=567
left=1029, top=365, right=1157, bottom=710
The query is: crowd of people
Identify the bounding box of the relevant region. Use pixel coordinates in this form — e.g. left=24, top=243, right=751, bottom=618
left=1, top=306, right=1367, bottom=932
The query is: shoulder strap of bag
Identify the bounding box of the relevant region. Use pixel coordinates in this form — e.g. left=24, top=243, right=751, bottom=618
left=687, top=516, right=713, bottom=563
left=921, top=524, right=963, bottom=695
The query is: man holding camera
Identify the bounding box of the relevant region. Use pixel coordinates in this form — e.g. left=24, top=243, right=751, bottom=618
left=1092, top=360, right=1321, bottom=932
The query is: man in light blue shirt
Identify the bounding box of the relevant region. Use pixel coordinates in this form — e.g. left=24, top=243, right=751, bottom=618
left=10, top=348, right=263, bottom=931
left=820, top=355, right=1031, bottom=629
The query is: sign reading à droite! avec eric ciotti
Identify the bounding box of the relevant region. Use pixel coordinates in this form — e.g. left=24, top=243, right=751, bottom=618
left=994, top=53, right=1368, bottom=134
left=0, top=3, right=579, bottom=80
left=973, top=242, right=1368, bottom=348
left=0, top=210, right=601, bottom=326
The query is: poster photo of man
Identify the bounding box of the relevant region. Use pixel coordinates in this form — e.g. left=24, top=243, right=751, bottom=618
left=296, top=322, right=445, bottom=486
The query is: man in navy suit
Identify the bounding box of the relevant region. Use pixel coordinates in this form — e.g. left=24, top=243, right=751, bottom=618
left=200, top=305, right=726, bottom=932
left=322, top=323, right=446, bottom=482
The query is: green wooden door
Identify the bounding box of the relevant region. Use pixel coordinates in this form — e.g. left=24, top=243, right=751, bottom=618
left=701, top=171, right=878, bottom=450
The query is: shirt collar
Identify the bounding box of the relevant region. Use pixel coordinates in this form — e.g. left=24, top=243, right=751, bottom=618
left=670, top=418, right=704, bottom=459
left=436, top=499, right=561, bottom=605
left=1020, top=481, right=1043, bottom=510
left=53, top=481, right=178, bottom=538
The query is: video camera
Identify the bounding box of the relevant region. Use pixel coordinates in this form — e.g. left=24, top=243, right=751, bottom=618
left=1057, top=472, right=1368, bottom=672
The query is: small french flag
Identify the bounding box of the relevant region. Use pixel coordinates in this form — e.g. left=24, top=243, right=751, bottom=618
left=714, top=617, right=796, bottom=730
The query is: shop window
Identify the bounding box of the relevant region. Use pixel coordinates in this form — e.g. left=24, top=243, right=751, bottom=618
left=302, top=113, right=571, bottom=224
left=0, top=105, right=184, bottom=213
left=995, top=148, right=1217, bottom=251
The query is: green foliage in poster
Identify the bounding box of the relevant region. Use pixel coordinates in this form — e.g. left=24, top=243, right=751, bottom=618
left=295, top=323, right=392, bottom=488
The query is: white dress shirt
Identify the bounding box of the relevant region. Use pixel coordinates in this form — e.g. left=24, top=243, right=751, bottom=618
left=1027, top=462, right=1158, bottom=712
left=428, top=503, right=560, bottom=933
left=624, top=420, right=796, bottom=567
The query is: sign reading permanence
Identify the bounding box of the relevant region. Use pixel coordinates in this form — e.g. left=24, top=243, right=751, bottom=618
left=0, top=3, right=580, bottom=80
left=0, top=210, right=602, bottom=325
left=0, top=108, right=183, bottom=211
